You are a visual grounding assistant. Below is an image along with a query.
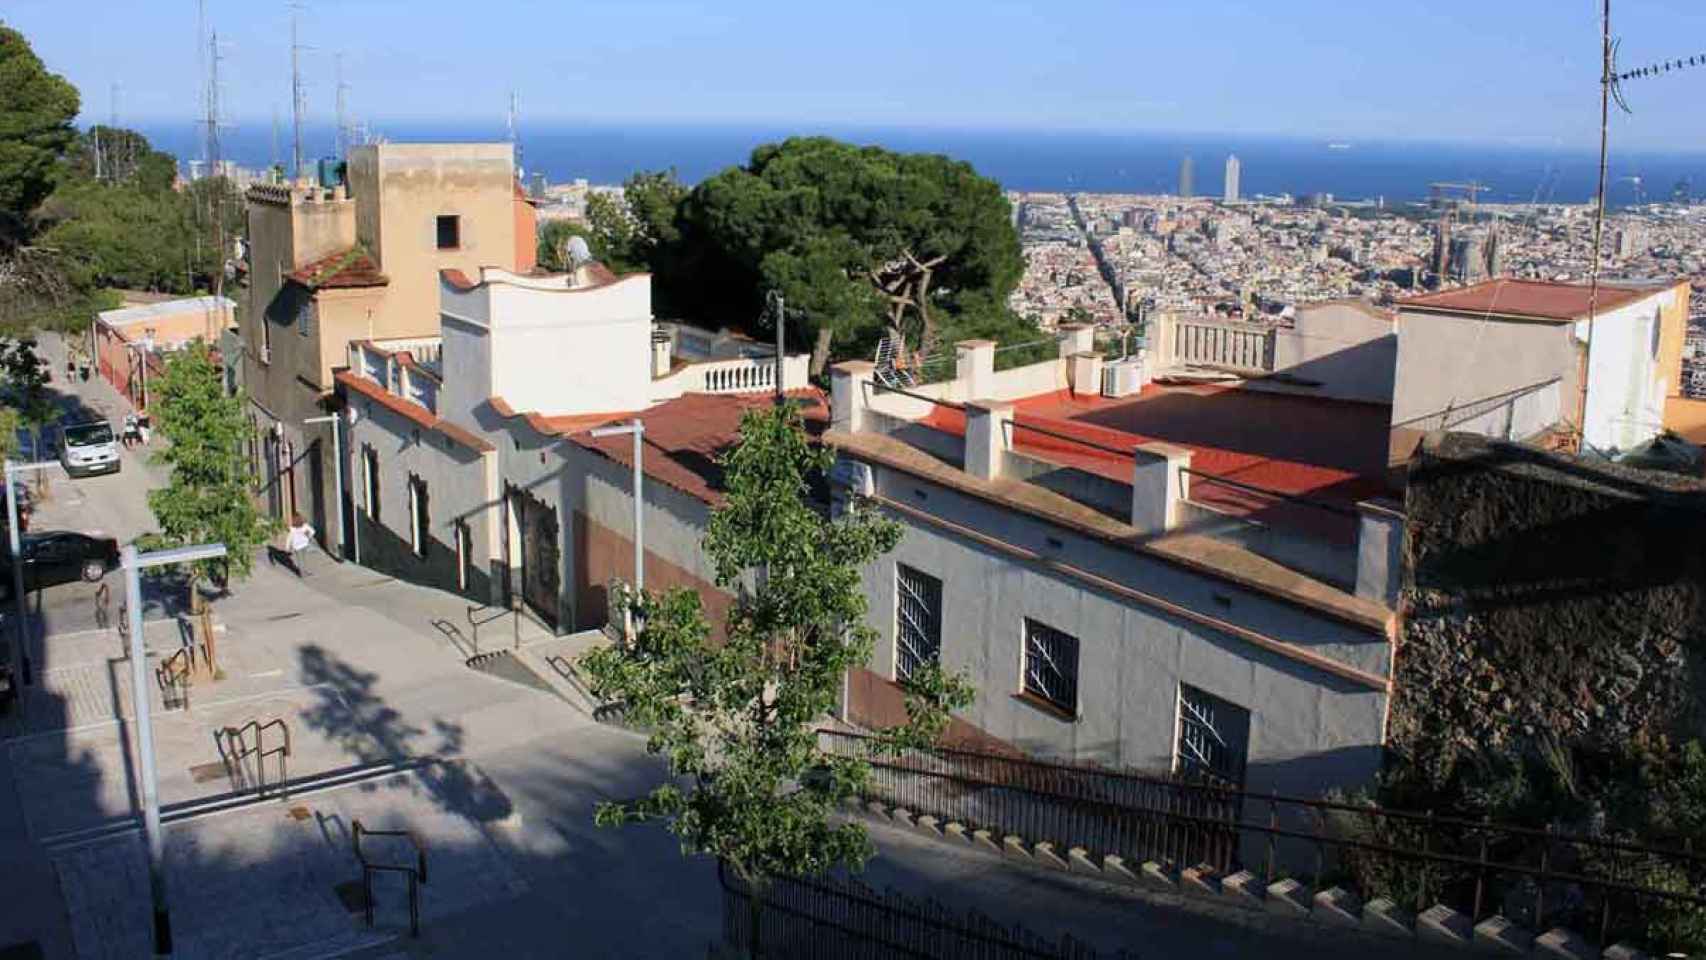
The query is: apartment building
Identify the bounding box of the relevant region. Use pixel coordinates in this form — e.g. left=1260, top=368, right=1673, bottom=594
left=334, top=262, right=812, bottom=632
left=825, top=329, right=1400, bottom=796
left=241, top=143, right=537, bottom=537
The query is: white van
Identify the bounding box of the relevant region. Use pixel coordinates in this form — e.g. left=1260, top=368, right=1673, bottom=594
left=60, top=421, right=121, bottom=478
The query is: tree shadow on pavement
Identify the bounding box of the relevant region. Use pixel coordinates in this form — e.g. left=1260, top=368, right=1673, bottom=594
left=295, top=643, right=512, bottom=825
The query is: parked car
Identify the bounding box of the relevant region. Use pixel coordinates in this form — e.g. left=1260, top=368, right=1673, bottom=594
left=0, top=531, right=120, bottom=598
left=60, top=420, right=121, bottom=478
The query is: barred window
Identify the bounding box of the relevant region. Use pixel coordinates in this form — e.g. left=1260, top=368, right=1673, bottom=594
left=894, top=564, right=941, bottom=680
left=408, top=475, right=429, bottom=558
left=1174, top=684, right=1250, bottom=788
left=1022, top=619, right=1079, bottom=714
left=362, top=446, right=380, bottom=521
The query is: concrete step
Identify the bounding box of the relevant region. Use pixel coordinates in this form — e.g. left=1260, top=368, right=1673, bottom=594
left=510, top=629, right=615, bottom=715
left=1312, top=886, right=1361, bottom=927
left=1361, top=897, right=1413, bottom=938
left=1472, top=916, right=1532, bottom=955
left=1417, top=903, right=1473, bottom=948
left=1533, top=927, right=1595, bottom=960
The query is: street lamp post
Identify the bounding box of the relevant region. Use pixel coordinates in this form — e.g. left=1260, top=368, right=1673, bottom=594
left=124, top=541, right=228, bottom=957
left=589, top=420, right=644, bottom=634
left=5, top=459, right=59, bottom=687
left=303, top=414, right=344, bottom=560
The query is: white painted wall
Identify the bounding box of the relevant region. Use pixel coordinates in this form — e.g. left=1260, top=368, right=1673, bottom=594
left=1391, top=311, right=1576, bottom=434
left=1263, top=303, right=1396, bottom=405
left=487, top=275, right=652, bottom=417
left=1580, top=290, right=1674, bottom=452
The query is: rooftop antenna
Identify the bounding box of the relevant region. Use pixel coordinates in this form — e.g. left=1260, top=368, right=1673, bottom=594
left=197, top=0, right=208, bottom=173
left=289, top=2, right=311, bottom=179
left=335, top=52, right=349, bottom=159
left=271, top=104, right=281, bottom=173
left=507, top=90, right=521, bottom=176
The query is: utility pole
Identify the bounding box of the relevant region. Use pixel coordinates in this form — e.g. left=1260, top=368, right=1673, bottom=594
left=335, top=53, right=349, bottom=160
left=290, top=3, right=308, bottom=179
left=207, top=29, right=227, bottom=301
left=1581, top=0, right=1613, bottom=450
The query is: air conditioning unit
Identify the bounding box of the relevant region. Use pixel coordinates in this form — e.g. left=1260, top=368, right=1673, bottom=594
left=1102, top=358, right=1143, bottom=398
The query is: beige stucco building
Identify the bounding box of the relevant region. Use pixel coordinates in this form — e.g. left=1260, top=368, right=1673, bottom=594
left=241, top=142, right=537, bottom=538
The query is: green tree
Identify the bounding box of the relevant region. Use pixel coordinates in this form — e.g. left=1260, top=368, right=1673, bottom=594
left=681, top=137, right=1025, bottom=373
left=580, top=403, right=972, bottom=889
left=0, top=336, right=56, bottom=460
left=146, top=343, right=273, bottom=607
left=0, top=24, right=79, bottom=246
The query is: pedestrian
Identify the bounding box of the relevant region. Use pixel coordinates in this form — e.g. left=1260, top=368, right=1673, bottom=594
left=285, top=513, right=315, bottom=578
left=137, top=414, right=151, bottom=446
left=121, top=413, right=139, bottom=449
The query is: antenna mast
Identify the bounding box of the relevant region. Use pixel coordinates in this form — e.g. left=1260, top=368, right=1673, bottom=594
left=290, top=3, right=308, bottom=178
left=508, top=90, right=521, bottom=175
left=271, top=104, right=281, bottom=173
left=197, top=0, right=208, bottom=174
left=335, top=52, right=349, bottom=159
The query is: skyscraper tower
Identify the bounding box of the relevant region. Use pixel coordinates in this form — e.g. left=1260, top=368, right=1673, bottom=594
left=1179, top=155, right=1194, bottom=198
left=1223, top=154, right=1241, bottom=203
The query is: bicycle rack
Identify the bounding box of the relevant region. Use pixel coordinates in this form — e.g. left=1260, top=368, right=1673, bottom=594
left=351, top=820, right=429, bottom=937
left=157, top=648, right=192, bottom=710
left=222, top=717, right=291, bottom=797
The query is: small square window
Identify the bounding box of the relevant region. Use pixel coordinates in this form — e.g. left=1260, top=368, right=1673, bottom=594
left=1021, top=619, right=1078, bottom=714
left=436, top=215, right=461, bottom=250
left=1174, top=684, right=1251, bottom=788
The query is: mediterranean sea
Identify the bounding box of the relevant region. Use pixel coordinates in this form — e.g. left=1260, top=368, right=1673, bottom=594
left=140, top=120, right=1706, bottom=207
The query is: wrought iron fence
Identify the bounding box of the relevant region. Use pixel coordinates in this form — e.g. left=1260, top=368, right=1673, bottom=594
left=716, top=861, right=1136, bottom=960
left=821, top=730, right=1240, bottom=877
left=819, top=729, right=1706, bottom=953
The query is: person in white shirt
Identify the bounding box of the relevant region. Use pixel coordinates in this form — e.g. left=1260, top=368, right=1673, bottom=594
left=285, top=513, right=315, bottom=577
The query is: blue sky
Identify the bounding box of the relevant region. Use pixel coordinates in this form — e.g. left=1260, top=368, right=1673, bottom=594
left=6, top=0, right=1706, bottom=150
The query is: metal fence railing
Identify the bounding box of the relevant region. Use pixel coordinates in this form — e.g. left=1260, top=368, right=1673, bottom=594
left=716, top=861, right=1136, bottom=960
left=819, top=729, right=1706, bottom=953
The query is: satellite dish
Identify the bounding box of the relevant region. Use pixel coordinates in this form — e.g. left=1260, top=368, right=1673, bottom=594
left=566, top=235, right=594, bottom=267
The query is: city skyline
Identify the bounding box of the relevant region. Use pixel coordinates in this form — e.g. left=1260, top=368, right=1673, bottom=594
left=5, top=0, right=1706, bottom=151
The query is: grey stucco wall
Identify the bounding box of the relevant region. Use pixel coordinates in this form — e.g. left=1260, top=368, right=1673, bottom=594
left=346, top=391, right=496, bottom=605
left=854, top=460, right=1389, bottom=799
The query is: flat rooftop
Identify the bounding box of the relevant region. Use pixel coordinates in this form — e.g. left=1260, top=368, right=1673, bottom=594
left=920, top=382, right=1393, bottom=544
left=1398, top=278, right=1662, bottom=321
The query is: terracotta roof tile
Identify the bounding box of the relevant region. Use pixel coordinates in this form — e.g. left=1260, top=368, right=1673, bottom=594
left=1398, top=278, right=1660, bottom=321
left=336, top=371, right=494, bottom=452
left=565, top=390, right=828, bottom=505
left=289, top=247, right=388, bottom=291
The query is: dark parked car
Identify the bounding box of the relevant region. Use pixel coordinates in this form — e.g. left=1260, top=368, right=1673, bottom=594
left=0, top=531, right=120, bottom=598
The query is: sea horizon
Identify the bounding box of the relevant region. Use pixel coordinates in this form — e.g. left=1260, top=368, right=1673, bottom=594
left=133, top=119, right=1706, bottom=207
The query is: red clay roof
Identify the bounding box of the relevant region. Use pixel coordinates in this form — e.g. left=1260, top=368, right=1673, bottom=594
left=1398, top=278, right=1656, bottom=321
left=336, top=371, right=494, bottom=452
left=567, top=390, right=828, bottom=505
left=289, top=247, right=388, bottom=291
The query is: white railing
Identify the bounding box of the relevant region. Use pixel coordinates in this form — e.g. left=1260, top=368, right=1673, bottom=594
left=652, top=354, right=811, bottom=401
left=367, top=336, right=444, bottom=376
left=1168, top=318, right=1274, bottom=372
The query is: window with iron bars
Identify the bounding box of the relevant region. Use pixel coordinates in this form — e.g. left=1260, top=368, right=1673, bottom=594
left=894, top=564, right=941, bottom=680
left=1021, top=619, right=1078, bottom=714
left=1174, top=683, right=1250, bottom=788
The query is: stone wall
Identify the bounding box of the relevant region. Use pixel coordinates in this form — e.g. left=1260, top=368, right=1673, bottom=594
left=1394, top=432, right=1706, bottom=780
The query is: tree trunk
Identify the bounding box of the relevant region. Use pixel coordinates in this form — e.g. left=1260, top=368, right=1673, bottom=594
left=809, top=327, right=834, bottom=377
left=915, top=271, right=936, bottom=358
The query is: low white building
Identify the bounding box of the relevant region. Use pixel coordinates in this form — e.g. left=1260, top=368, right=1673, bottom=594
left=335, top=263, right=813, bottom=632
left=825, top=329, right=1400, bottom=797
